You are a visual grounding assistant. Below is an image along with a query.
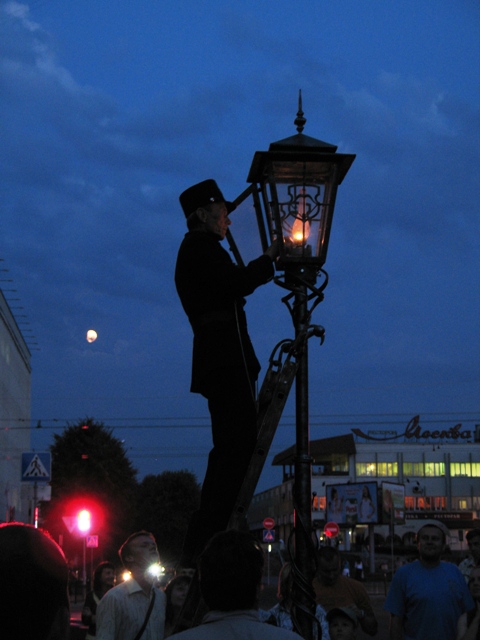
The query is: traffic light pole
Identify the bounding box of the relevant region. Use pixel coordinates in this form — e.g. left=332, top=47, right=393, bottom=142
left=82, top=535, right=87, bottom=595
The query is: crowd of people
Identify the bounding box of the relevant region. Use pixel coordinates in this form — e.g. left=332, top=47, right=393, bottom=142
left=4, top=518, right=480, bottom=640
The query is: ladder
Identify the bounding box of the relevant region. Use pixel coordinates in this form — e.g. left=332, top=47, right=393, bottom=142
left=173, top=331, right=313, bottom=633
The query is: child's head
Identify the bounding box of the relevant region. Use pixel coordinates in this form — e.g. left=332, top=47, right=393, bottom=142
left=327, top=607, right=358, bottom=640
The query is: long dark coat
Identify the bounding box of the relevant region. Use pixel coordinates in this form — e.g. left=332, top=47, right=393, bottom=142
left=175, top=229, right=274, bottom=394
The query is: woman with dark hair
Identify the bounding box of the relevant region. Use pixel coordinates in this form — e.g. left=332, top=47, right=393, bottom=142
left=82, top=561, right=116, bottom=639
left=164, top=574, right=192, bottom=637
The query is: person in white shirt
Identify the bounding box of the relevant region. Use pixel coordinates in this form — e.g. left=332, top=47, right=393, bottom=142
left=96, top=530, right=166, bottom=640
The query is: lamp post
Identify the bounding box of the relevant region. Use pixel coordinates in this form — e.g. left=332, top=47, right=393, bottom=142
left=246, top=93, right=355, bottom=638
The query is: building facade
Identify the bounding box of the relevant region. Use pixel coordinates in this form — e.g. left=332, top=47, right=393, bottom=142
left=249, top=416, right=480, bottom=557
left=0, top=289, right=32, bottom=523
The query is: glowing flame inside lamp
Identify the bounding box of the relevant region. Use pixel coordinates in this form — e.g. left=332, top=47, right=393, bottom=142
left=291, top=217, right=310, bottom=244
left=290, top=189, right=310, bottom=245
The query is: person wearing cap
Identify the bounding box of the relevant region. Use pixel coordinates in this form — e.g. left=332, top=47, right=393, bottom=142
left=175, top=179, right=278, bottom=567
left=313, top=546, right=378, bottom=636
left=459, top=529, right=480, bottom=583
left=327, top=607, right=358, bottom=640
left=384, top=522, right=474, bottom=640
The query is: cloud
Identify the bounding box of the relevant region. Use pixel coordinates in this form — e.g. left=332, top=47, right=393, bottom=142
left=1, top=1, right=478, bottom=485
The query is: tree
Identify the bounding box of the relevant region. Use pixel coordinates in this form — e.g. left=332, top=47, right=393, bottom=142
left=41, top=417, right=138, bottom=563
left=135, top=470, right=200, bottom=566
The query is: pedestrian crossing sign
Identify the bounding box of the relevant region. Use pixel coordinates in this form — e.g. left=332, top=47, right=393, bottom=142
left=263, top=529, right=275, bottom=542
left=21, top=452, right=51, bottom=482
left=86, top=535, right=99, bottom=548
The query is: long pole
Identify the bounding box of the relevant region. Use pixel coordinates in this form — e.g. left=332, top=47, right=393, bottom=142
left=292, top=274, right=315, bottom=640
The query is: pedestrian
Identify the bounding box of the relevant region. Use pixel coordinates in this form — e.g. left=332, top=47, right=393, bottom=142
left=327, top=607, right=358, bottom=640
left=164, top=575, right=192, bottom=637
left=96, top=531, right=166, bottom=640
left=259, top=561, right=330, bottom=639
left=459, top=529, right=480, bottom=582
left=354, top=558, right=364, bottom=581
left=168, top=529, right=300, bottom=639
left=456, top=565, right=480, bottom=640
left=175, top=179, right=278, bottom=567
left=313, top=545, right=378, bottom=636
left=0, top=522, right=70, bottom=640
left=82, top=561, right=116, bottom=639
left=384, top=522, right=474, bottom=640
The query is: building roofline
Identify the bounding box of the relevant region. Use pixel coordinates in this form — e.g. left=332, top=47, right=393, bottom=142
left=272, top=433, right=356, bottom=466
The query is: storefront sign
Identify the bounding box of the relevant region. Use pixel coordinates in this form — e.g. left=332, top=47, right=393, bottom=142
left=352, top=415, right=473, bottom=442
left=406, top=512, right=474, bottom=528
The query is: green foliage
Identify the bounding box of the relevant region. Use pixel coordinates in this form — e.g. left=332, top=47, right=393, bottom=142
left=135, top=470, right=200, bottom=566
left=41, top=417, right=139, bottom=562
left=50, top=417, right=137, bottom=498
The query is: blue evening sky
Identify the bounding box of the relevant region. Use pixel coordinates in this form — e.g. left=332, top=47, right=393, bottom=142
left=1, top=0, right=479, bottom=491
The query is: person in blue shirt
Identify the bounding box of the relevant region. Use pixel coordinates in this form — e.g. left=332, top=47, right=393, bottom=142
left=384, top=521, right=474, bottom=640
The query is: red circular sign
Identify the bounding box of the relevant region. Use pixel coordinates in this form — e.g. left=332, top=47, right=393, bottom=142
left=324, top=521, right=340, bottom=538
left=263, top=517, right=275, bottom=530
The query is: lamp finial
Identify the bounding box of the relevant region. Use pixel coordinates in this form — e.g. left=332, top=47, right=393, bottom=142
left=294, top=89, right=306, bottom=134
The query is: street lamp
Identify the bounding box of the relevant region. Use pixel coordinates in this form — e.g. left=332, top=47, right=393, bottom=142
left=246, top=93, right=355, bottom=639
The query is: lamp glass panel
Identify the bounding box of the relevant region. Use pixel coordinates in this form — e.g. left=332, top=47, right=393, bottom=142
left=267, top=182, right=328, bottom=260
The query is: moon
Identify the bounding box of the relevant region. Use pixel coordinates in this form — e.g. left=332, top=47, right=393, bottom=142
left=86, top=329, right=98, bottom=343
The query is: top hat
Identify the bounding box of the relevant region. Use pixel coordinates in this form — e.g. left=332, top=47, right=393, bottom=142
left=179, top=179, right=236, bottom=217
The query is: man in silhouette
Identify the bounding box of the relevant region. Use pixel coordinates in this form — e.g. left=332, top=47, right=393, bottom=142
left=175, top=179, right=278, bottom=566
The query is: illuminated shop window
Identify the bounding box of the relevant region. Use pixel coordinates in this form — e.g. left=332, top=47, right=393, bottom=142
left=356, top=462, right=376, bottom=476
left=405, top=496, right=447, bottom=511
left=472, top=463, right=480, bottom=477
left=451, top=497, right=471, bottom=510
left=405, top=496, right=415, bottom=510
left=403, top=462, right=424, bottom=477
left=377, top=462, right=398, bottom=477
left=450, top=462, right=471, bottom=477
left=312, top=496, right=326, bottom=511
left=424, top=462, right=445, bottom=476
left=432, top=496, right=447, bottom=510
left=417, top=497, right=425, bottom=510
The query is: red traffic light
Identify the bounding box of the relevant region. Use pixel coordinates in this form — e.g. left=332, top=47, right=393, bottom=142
left=77, top=509, right=91, bottom=533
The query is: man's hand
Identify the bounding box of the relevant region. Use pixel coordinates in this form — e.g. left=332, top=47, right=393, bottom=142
left=264, top=237, right=280, bottom=261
